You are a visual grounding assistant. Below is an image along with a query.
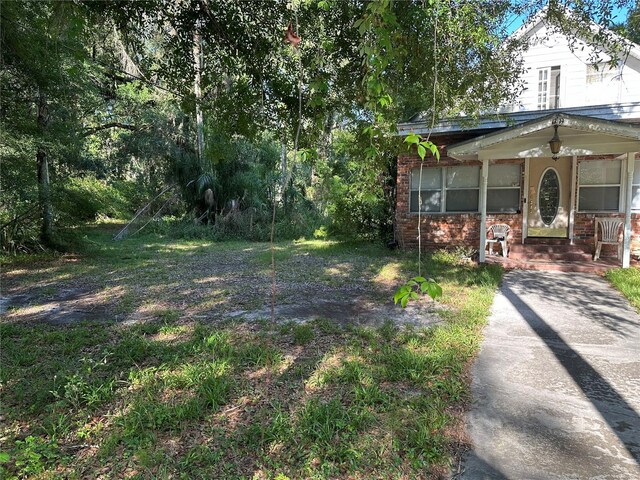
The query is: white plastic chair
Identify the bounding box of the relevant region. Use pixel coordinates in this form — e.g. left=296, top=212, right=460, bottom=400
left=593, top=218, right=623, bottom=261
left=486, top=224, right=510, bottom=257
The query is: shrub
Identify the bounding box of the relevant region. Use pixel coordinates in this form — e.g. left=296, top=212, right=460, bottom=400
left=55, top=176, right=136, bottom=222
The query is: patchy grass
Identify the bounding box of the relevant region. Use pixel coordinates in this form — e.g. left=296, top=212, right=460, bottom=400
left=607, top=267, right=640, bottom=311
left=1, top=224, right=502, bottom=479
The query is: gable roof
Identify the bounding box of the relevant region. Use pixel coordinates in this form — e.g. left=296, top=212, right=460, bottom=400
left=399, top=7, right=640, bottom=132
left=510, top=6, right=640, bottom=62
left=446, top=112, right=640, bottom=160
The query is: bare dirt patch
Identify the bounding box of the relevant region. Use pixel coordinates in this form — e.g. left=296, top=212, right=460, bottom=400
left=2, top=239, right=445, bottom=328
left=2, top=287, right=116, bottom=325
left=227, top=296, right=445, bottom=328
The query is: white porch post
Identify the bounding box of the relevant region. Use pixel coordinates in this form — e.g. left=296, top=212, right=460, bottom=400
left=623, top=152, right=636, bottom=268
left=569, top=156, right=577, bottom=245
left=522, top=158, right=530, bottom=244
left=479, top=159, right=489, bottom=263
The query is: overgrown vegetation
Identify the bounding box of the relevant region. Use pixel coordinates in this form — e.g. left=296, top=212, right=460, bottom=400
left=1, top=226, right=502, bottom=478
left=3, top=1, right=634, bottom=253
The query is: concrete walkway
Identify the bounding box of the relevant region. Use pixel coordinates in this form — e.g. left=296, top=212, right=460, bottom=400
left=461, top=270, right=640, bottom=480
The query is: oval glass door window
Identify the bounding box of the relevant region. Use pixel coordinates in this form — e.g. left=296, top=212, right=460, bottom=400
left=538, top=169, right=560, bottom=225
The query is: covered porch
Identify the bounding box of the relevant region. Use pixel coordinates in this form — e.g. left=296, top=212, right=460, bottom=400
left=447, top=113, right=640, bottom=269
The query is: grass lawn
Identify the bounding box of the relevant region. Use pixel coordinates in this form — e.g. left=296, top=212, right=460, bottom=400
left=606, top=267, right=640, bottom=311
left=1, top=225, right=502, bottom=479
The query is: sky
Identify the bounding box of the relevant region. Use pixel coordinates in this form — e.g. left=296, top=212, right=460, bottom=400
left=503, top=4, right=632, bottom=35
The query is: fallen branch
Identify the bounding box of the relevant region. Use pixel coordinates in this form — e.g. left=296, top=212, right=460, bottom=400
left=128, top=192, right=179, bottom=237
left=0, top=205, right=39, bottom=231
left=113, top=184, right=175, bottom=240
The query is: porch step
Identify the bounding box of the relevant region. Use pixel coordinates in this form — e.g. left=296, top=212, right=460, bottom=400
left=524, top=237, right=572, bottom=245
left=510, top=244, right=590, bottom=254
left=508, top=242, right=593, bottom=262
left=508, top=251, right=593, bottom=261
left=485, top=256, right=620, bottom=274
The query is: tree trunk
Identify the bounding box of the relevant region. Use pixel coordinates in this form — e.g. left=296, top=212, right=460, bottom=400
left=193, top=26, right=205, bottom=162
left=280, top=141, right=287, bottom=179
left=37, top=90, right=53, bottom=244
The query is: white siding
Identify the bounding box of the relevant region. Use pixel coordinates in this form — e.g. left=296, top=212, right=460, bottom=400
left=510, top=22, right=640, bottom=111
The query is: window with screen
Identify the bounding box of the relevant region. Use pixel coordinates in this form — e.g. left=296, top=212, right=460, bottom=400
left=410, top=166, right=480, bottom=213
left=410, top=167, right=442, bottom=212
left=578, top=159, right=622, bottom=212
left=487, top=164, right=521, bottom=213
left=632, top=159, right=640, bottom=211
left=445, top=166, right=480, bottom=212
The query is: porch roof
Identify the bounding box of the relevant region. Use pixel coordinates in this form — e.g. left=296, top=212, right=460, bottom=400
left=446, top=113, right=640, bottom=161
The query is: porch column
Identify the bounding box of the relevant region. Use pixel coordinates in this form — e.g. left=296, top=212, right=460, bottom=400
left=623, top=152, right=636, bottom=268
left=479, top=158, right=489, bottom=263
left=569, top=156, right=577, bottom=245
left=523, top=158, right=530, bottom=244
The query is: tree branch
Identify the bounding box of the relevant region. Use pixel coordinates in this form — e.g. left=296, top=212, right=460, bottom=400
left=82, top=122, right=143, bottom=136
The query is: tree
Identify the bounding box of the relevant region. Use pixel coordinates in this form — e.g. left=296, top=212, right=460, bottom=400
left=1, top=1, right=91, bottom=245
left=2, top=0, right=635, bottom=251
left=614, top=1, right=640, bottom=43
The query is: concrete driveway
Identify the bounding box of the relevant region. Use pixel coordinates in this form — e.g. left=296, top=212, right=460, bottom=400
left=461, top=270, right=640, bottom=479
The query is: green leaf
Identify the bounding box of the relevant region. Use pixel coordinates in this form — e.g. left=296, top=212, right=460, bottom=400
left=404, top=133, right=420, bottom=145
left=425, top=281, right=443, bottom=300
left=364, top=146, right=378, bottom=159
left=0, top=452, right=9, bottom=463
left=393, top=289, right=404, bottom=304
left=417, top=144, right=426, bottom=160
left=425, top=142, right=441, bottom=161
left=410, top=291, right=419, bottom=300
left=400, top=295, right=409, bottom=308
left=412, top=276, right=426, bottom=283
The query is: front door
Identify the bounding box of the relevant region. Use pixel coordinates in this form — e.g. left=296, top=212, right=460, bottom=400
left=527, top=157, right=571, bottom=238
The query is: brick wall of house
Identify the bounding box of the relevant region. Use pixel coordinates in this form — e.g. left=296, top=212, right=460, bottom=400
left=396, top=152, right=639, bottom=257
left=396, top=153, right=523, bottom=250
left=396, top=155, right=522, bottom=249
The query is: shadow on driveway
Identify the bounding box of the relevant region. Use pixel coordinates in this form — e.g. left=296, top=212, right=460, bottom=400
left=462, top=271, right=640, bottom=480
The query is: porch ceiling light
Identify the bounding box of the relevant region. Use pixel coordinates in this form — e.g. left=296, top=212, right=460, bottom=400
left=548, top=124, right=562, bottom=160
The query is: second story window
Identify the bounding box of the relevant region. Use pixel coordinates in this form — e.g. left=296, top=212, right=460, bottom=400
left=537, top=66, right=561, bottom=109
left=586, top=63, right=619, bottom=105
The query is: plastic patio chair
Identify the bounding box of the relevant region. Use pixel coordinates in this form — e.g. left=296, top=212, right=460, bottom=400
left=486, top=224, right=510, bottom=258
left=593, top=217, right=623, bottom=261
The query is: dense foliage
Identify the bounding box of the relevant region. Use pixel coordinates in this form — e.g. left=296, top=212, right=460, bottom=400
left=1, top=0, right=636, bottom=253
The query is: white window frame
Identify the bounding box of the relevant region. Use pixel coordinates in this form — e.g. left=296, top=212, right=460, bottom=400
left=586, top=63, right=619, bottom=105
left=410, top=166, right=480, bottom=213
left=577, top=159, right=623, bottom=213
left=537, top=66, right=561, bottom=110
left=537, top=67, right=549, bottom=110
left=586, top=62, right=617, bottom=85
left=409, top=166, right=442, bottom=213
left=486, top=164, right=522, bottom=213
left=632, top=159, right=640, bottom=212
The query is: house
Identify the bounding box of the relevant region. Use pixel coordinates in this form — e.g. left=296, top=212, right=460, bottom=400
left=396, top=11, right=640, bottom=269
